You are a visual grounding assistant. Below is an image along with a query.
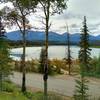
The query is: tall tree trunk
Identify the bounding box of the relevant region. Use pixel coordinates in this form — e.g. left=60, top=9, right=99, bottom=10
left=43, top=16, right=49, bottom=100
left=66, top=26, right=71, bottom=75
left=67, top=32, right=71, bottom=75
left=21, top=15, right=26, bottom=92
left=0, top=73, right=2, bottom=91
left=43, top=1, right=50, bottom=100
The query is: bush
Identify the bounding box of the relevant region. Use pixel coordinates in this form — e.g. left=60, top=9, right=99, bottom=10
left=0, top=81, right=17, bottom=92
left=14, top=59, right=76, bottom=75
left=32, top=92, right=65, bottom=100
left=14, top=60, right=39, bottom=73
left=84, top=56, right=100, bottom=78
left=24, top=91, right=34, bottom=99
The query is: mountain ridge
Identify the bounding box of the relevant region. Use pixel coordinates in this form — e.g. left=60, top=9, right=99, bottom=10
left=5, top=30, right=100, bottom=44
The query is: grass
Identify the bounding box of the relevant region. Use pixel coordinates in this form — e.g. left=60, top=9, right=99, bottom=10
left=90, top=45, right=100, bottom=48
left=0, top=91, right=72, bottom=100
left=0, top=92, right=27, bottom=100
left=25, top=91, right=73, bottom=100
left=0, top=80, right=72, bottom=100
left=0, top=81, right=28, bottom=100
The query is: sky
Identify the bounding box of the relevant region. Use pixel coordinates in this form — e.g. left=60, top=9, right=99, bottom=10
left=1, top=0, right=100, bottom=36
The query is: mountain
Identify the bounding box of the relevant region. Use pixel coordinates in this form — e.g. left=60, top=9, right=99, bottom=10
left=96, top=35, right=100, bottom=40
left=5, top=30, right=22, bottom=41
left=5, top=30, right=62, bottom=41
left=26, top=31, right=45, bottom=41
left=62, top=33, right=80, bottom=43
left=5, top=30, right=100, bottom=44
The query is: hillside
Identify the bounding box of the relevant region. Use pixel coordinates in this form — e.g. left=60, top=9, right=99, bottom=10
left=5, top=30, right=100, bottom=45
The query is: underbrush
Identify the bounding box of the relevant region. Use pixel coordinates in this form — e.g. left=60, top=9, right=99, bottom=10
left=0, top=81, right=71, bottom=100
left=13, top=59, right=80, bottom=76
left=84, top=56, right=100, bottom=78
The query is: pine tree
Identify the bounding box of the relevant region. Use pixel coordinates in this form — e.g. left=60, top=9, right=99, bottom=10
left=74, top=16, right=91, bottom=100
left=0, top=17, right=12, bottom=91
left=79, top=16, right=91, bottom=72
left=74, top=73, right=89, bottom=100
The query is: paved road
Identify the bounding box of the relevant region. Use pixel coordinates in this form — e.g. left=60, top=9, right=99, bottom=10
left=10, top=72, right=100, bottom=99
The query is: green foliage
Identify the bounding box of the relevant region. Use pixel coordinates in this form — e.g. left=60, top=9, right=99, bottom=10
left=0, top=92, right=28, bottom=100
left=39, top=0, right=67, bottom=15
left=79, top=16, right=92, bottom=72
left=74, top=17, right=90, bottom=100
left=31, top=92, right=65, bottom=100
left=1, top=81, right=18, bottom=92
left=92, top=56, right=100, bottom=74
left=84, top=55, right=100, bottom=78
left=0, top=17, right=12, bottom=91
left=0, top=91, right=66, bottom=100
left=74, top=76, right=89, bottom=100
left=24, top=91, right=34, bottom=99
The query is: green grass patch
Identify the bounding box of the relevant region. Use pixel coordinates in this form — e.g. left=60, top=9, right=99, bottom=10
left=90, top=45, right=100, bottom=48
left=0, top=91, right=71, bottom=100
left=0, top=92, right=28, bottom=100
left=0, top=81, right=72, bottom=100
left=84, top=72, right=100, bottom=78
left=31, top=91, right=69, bottom=100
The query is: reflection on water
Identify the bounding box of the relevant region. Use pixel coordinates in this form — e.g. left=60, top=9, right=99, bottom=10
left=10, top=53, right=22, bottom=57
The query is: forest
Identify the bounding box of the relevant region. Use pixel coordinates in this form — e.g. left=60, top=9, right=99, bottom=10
left=0, top=0, right=100, bottom=100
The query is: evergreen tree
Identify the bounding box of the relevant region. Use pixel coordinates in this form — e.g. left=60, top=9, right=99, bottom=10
left=74, top=16, right=91, bottom=100
left=79, top=16, right=91, bottom=72
left=74, top=72, right=89, bottom=100
left=0, top=17, right=12, bottom=91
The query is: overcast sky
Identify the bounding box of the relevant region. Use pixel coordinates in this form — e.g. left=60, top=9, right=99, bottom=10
left=50, top=0, right=100, bottom=35
left=29, top=0, right=100, bottom=36
left=1, top=0, right=100, bottom=36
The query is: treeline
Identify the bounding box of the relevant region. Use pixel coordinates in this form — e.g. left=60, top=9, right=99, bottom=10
left=0, top=0, right=100, bottom=100
left=7, top=39, right=100, bottom=48
left=8, top=40, right=78, bottom=47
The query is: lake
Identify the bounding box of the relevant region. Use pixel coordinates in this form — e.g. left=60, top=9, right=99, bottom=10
left=10, top=46, right=100, bottom=61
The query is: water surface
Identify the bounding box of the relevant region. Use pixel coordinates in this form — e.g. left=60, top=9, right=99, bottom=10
left=10, top=46, right=100, bottom=60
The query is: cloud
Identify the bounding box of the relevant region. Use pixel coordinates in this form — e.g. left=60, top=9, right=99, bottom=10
left=49, top=0, right=100, bottom=35
left=1, top=0, right=100, bottom=35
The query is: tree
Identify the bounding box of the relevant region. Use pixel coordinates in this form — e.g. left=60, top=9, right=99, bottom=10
left=38, top=0, right=67, bottom=99
left=39, top=47, right=53, bottom=75
left=74, top=16, right=91, bottom=100
left=74, top=76, right=89, bottom=100
left=79, top=16, right=92, bottom=72
left=39, top=47, right=45, bottom=74
left=65, top=25, right=72, bottom=75
left=0, top=16, right=12, bottom=91
left=4, top=0, right=38, bottom=92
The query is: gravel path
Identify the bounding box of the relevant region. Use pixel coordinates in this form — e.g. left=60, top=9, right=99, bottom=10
left=10, top=72, right=100, bottom=99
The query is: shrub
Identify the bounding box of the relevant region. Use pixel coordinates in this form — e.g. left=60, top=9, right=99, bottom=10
left=24, top=91, right=34, bottom=99
left=32, top=92, right=65, bottom=100
left=0, top=81, right=17, bottom=92
left=84, top=55, right=100, bottom=78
